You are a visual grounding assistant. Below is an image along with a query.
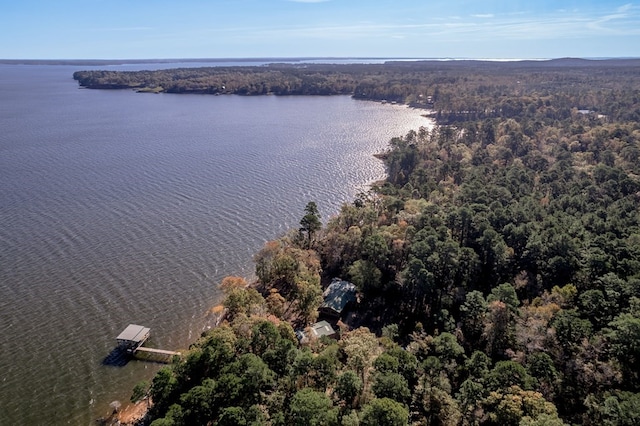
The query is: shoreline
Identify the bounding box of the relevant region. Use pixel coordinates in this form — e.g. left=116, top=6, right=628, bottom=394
left=86, top=94, right=433, bottom=425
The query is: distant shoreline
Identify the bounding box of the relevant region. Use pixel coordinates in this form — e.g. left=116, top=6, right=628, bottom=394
left=70, top=58, right=640, bottom=115
left=0, top=57, right=419, bottom=66
left=3, top=57, right=640, bottom=67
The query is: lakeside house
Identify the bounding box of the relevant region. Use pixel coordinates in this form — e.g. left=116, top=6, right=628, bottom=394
left=320, top=278, right=357, bottom=319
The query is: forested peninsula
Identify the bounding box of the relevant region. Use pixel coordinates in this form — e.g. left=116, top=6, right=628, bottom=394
left=91, top=60, right=640, bottom=426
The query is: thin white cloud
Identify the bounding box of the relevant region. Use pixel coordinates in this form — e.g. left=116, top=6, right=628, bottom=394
left=89, top=27, right=153, bottom=32
left=617, top=3, right=633, bottom=13
left=155, top=3, right=640, bottom=49
left=472, top=14, right=494, bottom=18
left=587, top=3, right=640, bottom=33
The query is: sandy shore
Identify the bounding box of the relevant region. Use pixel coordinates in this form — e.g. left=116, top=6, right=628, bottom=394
left=114, top=400, right=148, bottom=425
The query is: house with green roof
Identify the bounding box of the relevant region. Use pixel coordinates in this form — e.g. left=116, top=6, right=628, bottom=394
left=320, top=278, right=357, bottom=319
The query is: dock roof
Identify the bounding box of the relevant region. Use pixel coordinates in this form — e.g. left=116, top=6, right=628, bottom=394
left=117, top=324, right=150, bottom=343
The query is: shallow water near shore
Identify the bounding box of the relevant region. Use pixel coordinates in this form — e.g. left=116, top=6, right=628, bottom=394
left=0, top=63, right=432, bottom=425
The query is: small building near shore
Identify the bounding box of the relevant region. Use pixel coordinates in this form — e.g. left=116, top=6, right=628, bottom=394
left=296, top=320, right=337, bottom=343
left=116, top=324, right=150, bottom=352
left=320, top=278, right=357, bottom=319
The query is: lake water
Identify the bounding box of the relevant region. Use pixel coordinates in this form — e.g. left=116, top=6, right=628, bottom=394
left=0, top=63, right=432, bottom=425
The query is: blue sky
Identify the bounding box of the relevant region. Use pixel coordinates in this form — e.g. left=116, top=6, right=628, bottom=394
left=1, top=0, right=639, bottom=59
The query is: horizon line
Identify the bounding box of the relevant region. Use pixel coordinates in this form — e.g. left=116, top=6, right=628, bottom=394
left=2, top=56, right=640, bottom=65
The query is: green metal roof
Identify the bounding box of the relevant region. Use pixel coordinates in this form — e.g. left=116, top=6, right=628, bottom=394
left=321, top=279, right=356, bottom=314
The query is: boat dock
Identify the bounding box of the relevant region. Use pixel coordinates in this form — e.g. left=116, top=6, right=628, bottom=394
left=116, top=324, right=150, bottom=352
left=115, top=324, right=181, bottom=364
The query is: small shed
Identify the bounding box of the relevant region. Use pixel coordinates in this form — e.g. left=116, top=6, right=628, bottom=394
left=116, top=324, right=150, bottom=351
left=320, top=278, right=357, bottom=319
left=296, top=320, right=337, bottom=343
left=310, top=320, right=336, bottom=338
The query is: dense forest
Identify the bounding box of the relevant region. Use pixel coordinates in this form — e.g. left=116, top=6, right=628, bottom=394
left=101, top=60, right=640, bottom=426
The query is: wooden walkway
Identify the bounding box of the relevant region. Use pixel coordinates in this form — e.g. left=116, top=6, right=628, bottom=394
left=133, top=347, right=181, bottom=363
left=135, top=347, right=180, bottom=356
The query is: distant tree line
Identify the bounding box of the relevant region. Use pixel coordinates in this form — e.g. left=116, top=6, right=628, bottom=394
left=74, top=59, right=640, bottom=123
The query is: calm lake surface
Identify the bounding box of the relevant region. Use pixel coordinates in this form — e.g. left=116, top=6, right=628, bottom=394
left=0, top=63, right=432, bottom=425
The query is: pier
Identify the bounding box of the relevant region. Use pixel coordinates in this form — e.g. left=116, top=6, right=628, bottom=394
left=115, top=324, right=181, bottom=364
left=133, top=347, right=181, bottom=363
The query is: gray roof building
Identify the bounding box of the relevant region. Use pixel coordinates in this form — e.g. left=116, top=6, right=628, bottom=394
left=296, top=320, right=337, bottom=343
left=320, top=278, right=357, bottom=318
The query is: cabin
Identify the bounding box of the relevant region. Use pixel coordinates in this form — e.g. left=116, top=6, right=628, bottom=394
left=320, top=278, right=357, bottom=319
left=116, top=324, right=150, bottom=352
